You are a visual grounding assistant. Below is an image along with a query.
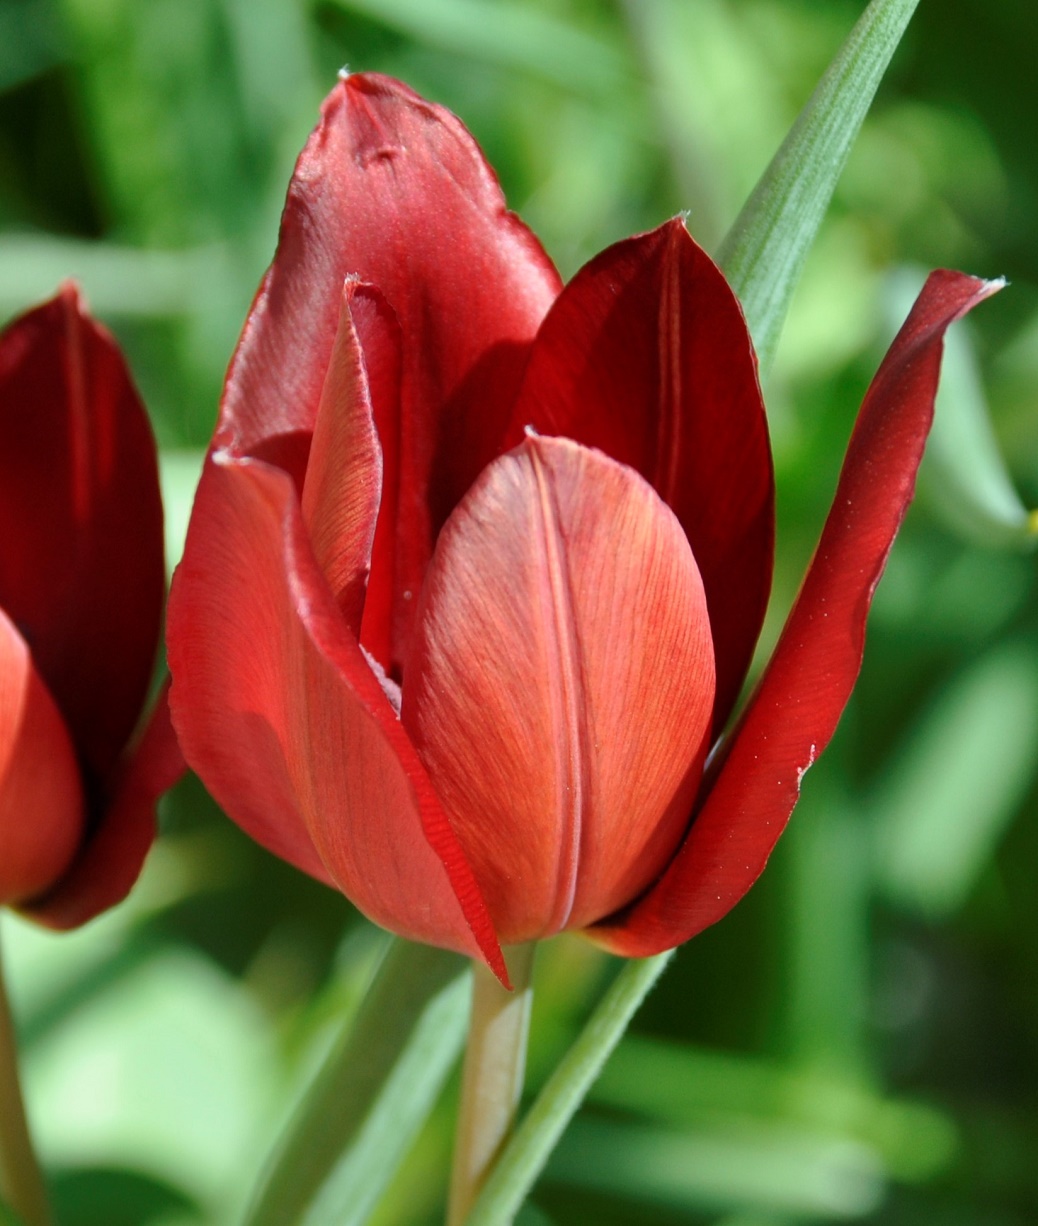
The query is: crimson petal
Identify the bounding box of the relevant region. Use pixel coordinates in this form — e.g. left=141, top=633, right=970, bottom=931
left=221, top=73, right=562, bottom=663
left=167, top=452, right=505, bottom=979
left=595, top=270, right=1002, bottom=955
left=0, top=285, right=165, bottom=783
left=508, top=220, right=773, bottom=728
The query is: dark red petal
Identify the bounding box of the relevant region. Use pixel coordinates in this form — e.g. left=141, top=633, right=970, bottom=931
left=508, top=220, right=773, bottom=729
left=0, top=285, right=165, bottom=784
left=402, top=435, right=715, bottom=946
left=167, top=452, right=506, bottom=978
left=0, top=609, right=84, bottom=905
left=593, top=270, right=1003, bottom=956
left=220, top=73, right=561, bottom=656
left=23, top=679, right=185, bottom=929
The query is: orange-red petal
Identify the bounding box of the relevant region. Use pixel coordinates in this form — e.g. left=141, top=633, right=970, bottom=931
left=168, top=451, right=505, bottom=978
left=402, top=435, right=716, bottom=945
left=0, top=608, right=84, bottom=905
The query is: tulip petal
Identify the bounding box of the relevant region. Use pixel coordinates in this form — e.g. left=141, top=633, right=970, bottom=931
left=299, top=278, right=413, bottom=674
left=402, top=435, right=716, bottom=946
left=0, top=285, right=165, bottom=784
left=509, top=220, right=773, bottom=729
left=301, top=280, right=389, bottom=638
left=0, top=608, right=84, bottom=905
left=23, top=680, right=185, bottom=929
left=168, top=453, right=505, bottom=977
left=594, top=270, right=1003, bottom=955
left=221, top=73, right=561, bottom=661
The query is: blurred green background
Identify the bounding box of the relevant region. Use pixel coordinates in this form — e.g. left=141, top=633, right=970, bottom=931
left=1, top=0, right=1036, bottom=1223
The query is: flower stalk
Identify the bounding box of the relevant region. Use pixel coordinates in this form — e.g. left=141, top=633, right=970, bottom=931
left=448, top=944, right=536, bottom=1226
left=0, top=927, right=49, bottom=1226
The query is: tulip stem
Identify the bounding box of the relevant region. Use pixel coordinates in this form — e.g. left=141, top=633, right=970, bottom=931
left=0, top=925, right=50, bottom=1226
left=447, top=943, right=536, bottom=1226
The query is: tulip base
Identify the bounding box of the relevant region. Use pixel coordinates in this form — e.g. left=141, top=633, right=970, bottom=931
left=0, top=923, right=51, bottom=1226
left=447, top=943, right=536, bottom=1226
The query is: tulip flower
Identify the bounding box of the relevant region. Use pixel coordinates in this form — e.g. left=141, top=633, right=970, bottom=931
left=167, top=74, right=999, bottom=984
left=0, top=286, right=182, bottom=927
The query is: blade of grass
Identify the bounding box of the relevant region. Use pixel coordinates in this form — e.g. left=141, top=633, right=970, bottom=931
left=718, top=0, right=920, bottom=372
left=329, top=0, right=630, bottom=97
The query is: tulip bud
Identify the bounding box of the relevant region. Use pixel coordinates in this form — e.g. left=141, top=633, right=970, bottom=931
left=0, top=286, right=181, bottom=926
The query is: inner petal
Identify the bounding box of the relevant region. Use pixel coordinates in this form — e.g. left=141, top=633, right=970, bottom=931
left=301, top=279, right=387, bottom=639
left=401, top=433, right=717, bottom=944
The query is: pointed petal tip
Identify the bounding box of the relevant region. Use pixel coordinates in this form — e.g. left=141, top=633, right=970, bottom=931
left=56, top=280, right=82, bottom=310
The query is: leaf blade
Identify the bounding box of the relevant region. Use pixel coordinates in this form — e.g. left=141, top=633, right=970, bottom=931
left=718, top=0, right=920, bottom=371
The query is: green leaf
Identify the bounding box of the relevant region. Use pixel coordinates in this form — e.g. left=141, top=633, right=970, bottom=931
left=546, top=1115, right=884, bottom=1219
left=718, top=0, right=920, bottom=372
left=0, top=0, right=64, bottom=93
left=241, top=940, right=469, bottom=1226
left=328, top=0, right=630, bottom=97
left=870, top=642, right=1038, bottom=918
left=590, top=1037, right=956, bottom=1184
left=0, top=235, right=226, bottom=321
left=0, top=1192, right=25, bottom=1226
left=466, top=952, right=674, bottom=1226
left=886, top=268, right=1036, bottom=551
left=159, top=450, right=206, bottom=574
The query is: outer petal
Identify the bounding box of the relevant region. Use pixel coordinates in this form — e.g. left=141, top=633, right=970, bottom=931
left=23, top=681, right=185, bottom=929
left=221, top=73, right=562, bottom=658
left=0, top=285, right=165, bottom=783
left=402, top=435, right=715, bottom=945
left=508, top=220, right=773, bottom=729
left=0, top=608, right=84, bottom=904
left=595, top=270, right=1003, bottom=956
left=167, top=452, right=505, bottom=978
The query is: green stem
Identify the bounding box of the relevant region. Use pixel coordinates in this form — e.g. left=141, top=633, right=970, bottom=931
left=467, top=950, right=674, bottom=1226
left=0, top=926, right=49, bottom=1226
left=448, top=944, right=536, bottom=1226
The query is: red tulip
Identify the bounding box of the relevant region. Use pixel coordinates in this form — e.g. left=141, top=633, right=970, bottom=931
left=0, top=286, right=183, bottom=928
left=167, top=74, right=1000, bottom=983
